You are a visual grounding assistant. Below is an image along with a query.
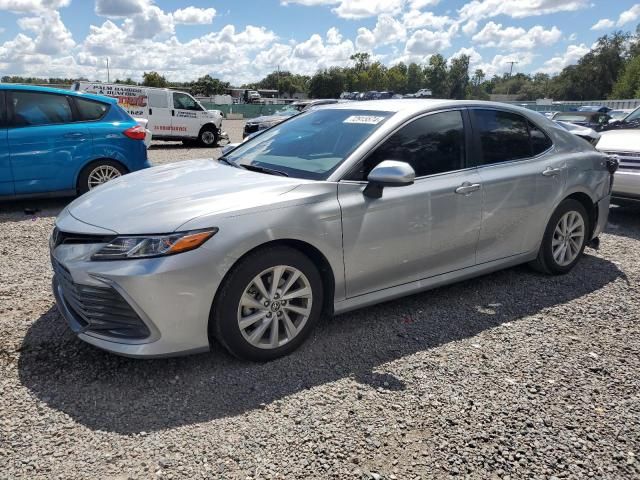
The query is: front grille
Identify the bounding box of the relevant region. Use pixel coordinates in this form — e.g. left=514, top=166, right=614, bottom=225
left=602, top=151, right=640, bottom=171
left=52, top=227, right=116, bottom=249
left=53, top=260, right=150, bottom=339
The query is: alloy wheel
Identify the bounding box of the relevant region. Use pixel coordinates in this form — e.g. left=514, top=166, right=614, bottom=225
left=552, top=210, right=585, bottom=266
left=237, top=265, right=313, bottom=349
left=87, top=165, right=121, bottom=190
left=201, top=130, right=216, bottom=145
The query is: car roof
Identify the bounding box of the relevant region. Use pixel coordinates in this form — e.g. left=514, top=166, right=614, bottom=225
left=0, top=83, right=117, bottom=104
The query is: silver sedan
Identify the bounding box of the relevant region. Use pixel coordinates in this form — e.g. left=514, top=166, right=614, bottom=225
left=50, top=100, right=615, bottom=360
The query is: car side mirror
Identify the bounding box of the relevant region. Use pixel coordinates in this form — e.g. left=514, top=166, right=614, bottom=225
left=363, top=160, right=415, bottom=199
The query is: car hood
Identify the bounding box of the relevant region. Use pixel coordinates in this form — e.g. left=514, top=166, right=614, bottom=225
left=66, top=159, right=307, bottom=234
left=596, top=129, right=640, bottom=152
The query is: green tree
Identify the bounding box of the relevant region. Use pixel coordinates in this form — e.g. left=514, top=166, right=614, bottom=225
left=448, top=55, right=470, bottom=100
left=611, top=55, right=640, bottom=98
left=142, top=71, right=168, bottom=88
left=350, top=52, right=371, bottom=72
left=424, top=54, right=448, bottom=97
left=190, top=75, right=229, bottom=96
left=386, top=63, right=408, bottom=93
left=406, top=62, right=424, bottom=93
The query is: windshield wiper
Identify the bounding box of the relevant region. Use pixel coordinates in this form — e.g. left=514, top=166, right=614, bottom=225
left=238, top=164, right=289, bottom=177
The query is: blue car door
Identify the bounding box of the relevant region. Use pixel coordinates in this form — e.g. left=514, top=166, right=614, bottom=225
left=7, top=90, right=91, bottom=195
left=0, top=91, right=13, bottom=196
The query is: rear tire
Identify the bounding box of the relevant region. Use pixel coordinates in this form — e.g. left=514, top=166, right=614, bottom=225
left=198, top=126, right=219, bottom=147
left=529, top=199, right=590, bottom=275
left=77, top=160, right=126, bottom=195
left=210, top=246, right=323, bottom=361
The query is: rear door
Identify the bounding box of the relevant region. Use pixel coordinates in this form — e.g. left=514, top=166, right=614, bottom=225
left=147, top=90, right=174, bottom=138
left=470, top=108, right=565, bottom=263
left=7, top=90, right=91, bottom=195
left=171, top=92, right=204, bottom=138
left=0, top=91, right=13, bottom=196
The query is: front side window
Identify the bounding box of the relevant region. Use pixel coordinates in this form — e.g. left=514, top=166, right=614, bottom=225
left=74, top=97, right=109, bottom=121
left=9, top=91, right=72, bottom=127
left=173, top=92, right=201, bottom=111
left=472, top=110, right=531, bottom=164
left=348, top=110, right=466, bottom=180
left=224, top=109, right=392, bottom=180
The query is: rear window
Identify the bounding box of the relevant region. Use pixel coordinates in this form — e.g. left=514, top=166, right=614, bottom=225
left=74, top=97, right=109, bottom=121
left=554, top=113, right=591, bottom=122
left=9, top=91, right=73, bottom=127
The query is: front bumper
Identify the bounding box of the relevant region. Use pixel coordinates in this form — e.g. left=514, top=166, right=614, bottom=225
left=50, top=215, right=224, bottom=357
left=612, top=170, right=640, bottom=202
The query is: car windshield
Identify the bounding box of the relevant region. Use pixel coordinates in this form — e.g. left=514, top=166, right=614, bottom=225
left=225, top=108, right=392, bottom=180
left=624, top=107, right=640, bottom=122
left=609, top=110, right=629, bottom=120
left=275, top=107, right=298, bottom=116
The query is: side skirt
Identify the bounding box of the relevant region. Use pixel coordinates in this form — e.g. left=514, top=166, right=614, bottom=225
left=333, top=252, right=537, bottom=315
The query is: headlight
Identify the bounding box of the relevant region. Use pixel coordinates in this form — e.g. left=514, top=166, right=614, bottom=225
left=91, top=228, right=217, bottom=261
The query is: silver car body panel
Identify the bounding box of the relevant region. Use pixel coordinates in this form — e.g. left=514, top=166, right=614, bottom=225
left=51, top=100, right=613, bottom=357
left=596, top=129, right=640, bottom=202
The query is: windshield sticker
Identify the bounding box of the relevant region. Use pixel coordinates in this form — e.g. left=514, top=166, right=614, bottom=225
left=343, top=115, right=386, bottom=125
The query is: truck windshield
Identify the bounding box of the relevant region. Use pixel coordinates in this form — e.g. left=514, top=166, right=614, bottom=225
left=224, top=109, right=392, bottom=180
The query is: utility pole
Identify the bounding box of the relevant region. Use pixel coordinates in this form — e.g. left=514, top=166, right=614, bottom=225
left=505, top=60, right=518, bottom=96
left=106, top=57, right=110, bottom=83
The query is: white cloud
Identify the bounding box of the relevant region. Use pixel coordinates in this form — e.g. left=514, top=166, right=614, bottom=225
left=459, top=0, right=589, bottom=21
left=475, top=52, right=535, bottom=77
left=617, top=4, right=640, bottom=26
left=95, top=0, right=148, bottom=17
left=409, top=0, right=440, bottom=8
left=173, top=7, right=216, bottom=25
left=405, top=28, right=453, bottom=54
left=535, top=43, right=590, bottom=74
left=462, top=20, right=478, bottom=35
left=122, top=4, right=174, bottom=39
left=281, top=0, right=404, bottom=19
left=472, top=21, right=561, bottom=50
left=355, top=27, right=375, bottom=50
left=16, top=9, right=74, bottom=55
left=0, top=0, right=69, bottom=12
left=326, top=27, right=342, bottom=44
left=402, top=9, right=452, bottom=30
left=591, top=18, right=615, bottom=30
left=449, top=46, right=483, bottom=68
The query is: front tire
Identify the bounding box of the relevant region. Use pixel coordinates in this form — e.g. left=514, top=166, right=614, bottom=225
left=530, top=199, right=590, bottom=275
left=211, top=246, right=324, bottom=361
left=198, top=126, right=219, bottom=147
left=77, top=160, right=126, bottom=195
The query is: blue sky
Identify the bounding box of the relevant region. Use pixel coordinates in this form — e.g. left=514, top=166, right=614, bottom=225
left=0, top=1, right=639, bottom=84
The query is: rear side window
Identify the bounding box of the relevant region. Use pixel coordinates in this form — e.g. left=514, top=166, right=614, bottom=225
left=74, top=97, right=109, bottom=121
left=529, top=121, right=553, bottom=155
left=350, top=110, right=465, bottom=180
left=472, top=110, right=530, bottom=164
left=149, top=91, right=168, bottom=108
left=9, top=91, right=72, bottom=127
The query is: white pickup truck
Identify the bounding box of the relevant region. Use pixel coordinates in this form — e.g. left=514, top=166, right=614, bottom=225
left=73, top=82, right=225, bottom=147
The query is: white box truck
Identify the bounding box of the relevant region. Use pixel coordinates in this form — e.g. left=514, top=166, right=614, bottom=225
left=73, top=82, right=225, bottom=147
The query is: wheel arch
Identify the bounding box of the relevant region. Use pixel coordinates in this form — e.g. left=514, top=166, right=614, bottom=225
left=209, top=238, right=336, bottom=322
left=564, top=191, right=598, bottom=238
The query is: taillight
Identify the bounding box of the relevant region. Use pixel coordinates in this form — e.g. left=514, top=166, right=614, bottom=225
left=123, top=125, right=146, bottom=140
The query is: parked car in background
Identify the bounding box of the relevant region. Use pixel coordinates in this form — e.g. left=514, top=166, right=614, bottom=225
left=608, top=109, right=633, bottom=121
left=242, top=106, right=298, bottom=138
left=74, top=82, right=224, bottom=147
left=577, top=105, right=611, bottom=113
left=291, top=99, right=340, bottom=111
left=50, top=100, right=614, bottom=360
left=555, top=121, right=600, bottom=145
left=0, top=85, right=150, bottom=199
left=601, top=105, right=640, bottom=131
left=552, top=111, right=611, bottom=131
left=415, top=88, right=432, bottom=98
left=596, top=129, right=640, bottom=206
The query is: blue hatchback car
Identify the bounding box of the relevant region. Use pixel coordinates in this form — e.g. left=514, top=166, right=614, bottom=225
left=0, top=84, right=150, bottom=199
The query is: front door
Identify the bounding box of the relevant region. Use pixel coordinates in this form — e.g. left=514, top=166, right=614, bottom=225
left=338, top=110, right=483, bottom=297
left=7, top=90, right=91, bottom=195
left=469, top=108, right=566, bottom=264
left=171, top=92, right=203, bottom=138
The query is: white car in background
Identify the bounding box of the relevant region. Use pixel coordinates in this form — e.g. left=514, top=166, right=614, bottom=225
left=596, top=129, right=640, bottom=206
left=73, top=82, right=224, bottom=147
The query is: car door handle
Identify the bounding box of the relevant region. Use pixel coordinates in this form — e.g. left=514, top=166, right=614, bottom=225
left=64, top=132, right=85, bottom=139
left=542, top=167, right=562, bottom=176
left=455, top=182, right=481, bottom=195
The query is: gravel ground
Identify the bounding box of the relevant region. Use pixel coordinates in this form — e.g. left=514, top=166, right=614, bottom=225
left=0, top=126, right=639, bottom=478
